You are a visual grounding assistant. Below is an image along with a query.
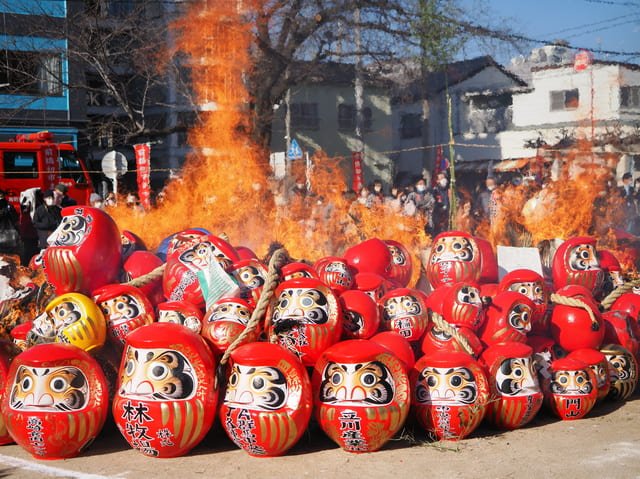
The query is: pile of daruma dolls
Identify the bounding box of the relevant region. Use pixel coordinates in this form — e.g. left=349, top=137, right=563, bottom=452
left=1, top=206, right=638, bottom=459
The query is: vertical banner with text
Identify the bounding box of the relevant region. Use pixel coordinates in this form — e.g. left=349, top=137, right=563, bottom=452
left=133, top=143, right=151, bottom=210
left=352, top=151, right=364, bottom=193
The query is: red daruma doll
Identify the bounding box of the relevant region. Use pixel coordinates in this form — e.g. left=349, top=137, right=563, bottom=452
left=411, top=351, right=489, bottom=440
left=220, top=342, right=312, bottom=456
left=113, top=323, right=217, bottom=457
left=379, top=288, right=429, bottom=342
left=267, top=277, right=342, bottom=367
left=2, top=344, right=109, bottom=459
left=543, top=357, right=598, bottom=420
left=425, top=231, right=481, bottom=289
left=479, top=343, right=543, bottom=430
left=313, top=340, right=410, bottom=452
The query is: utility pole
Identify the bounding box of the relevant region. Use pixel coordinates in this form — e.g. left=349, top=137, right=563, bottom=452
left=354, top=7, right=364, bottom=160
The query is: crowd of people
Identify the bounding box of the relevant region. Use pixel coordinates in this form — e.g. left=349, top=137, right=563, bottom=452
left=0, top=184, right=144, bottom=265
left=349, top=171, right=500, bottom=236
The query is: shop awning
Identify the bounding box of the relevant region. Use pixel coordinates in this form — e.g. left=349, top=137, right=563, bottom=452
left=493, top=158, right=531, bottom=172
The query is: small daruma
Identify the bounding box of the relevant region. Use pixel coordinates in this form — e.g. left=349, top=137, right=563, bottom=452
left=479, top=342, right=543, bottom=430
left=2, top=343, right=109, bottom=459
left=411, top=350, right=489, bottom=440
left=313, top=339, right=410, bottom=452
left=220, top=342, right=312, bottom=457
left=542, top=357, right=598, bottom=420
left=425, top=231, right=481, bottom=289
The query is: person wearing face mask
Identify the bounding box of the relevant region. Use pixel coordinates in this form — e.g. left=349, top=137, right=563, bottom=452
left=474, top=175, right=498, bottom=222
left=406, top=177, right=435, bottom=227
left=371, top=179, right=384, bottom=205
left=33, top=190, right=62, bottom=250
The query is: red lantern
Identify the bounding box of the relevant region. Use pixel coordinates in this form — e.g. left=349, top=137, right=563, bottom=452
left=2, top=344, right=108, bottom=459
left=92, top=284, right=155, bottom=348
left=220, top=342, right=312, bottom=456
left=479, top=342, right=543, bottom=429
left=543, top=357, right=598, bottom=420
left=122, top=250, right=165, bottom=306
left=157, top=300, right=203, bottom=334
left=567, top=348, right=611, bottom=402
left=600, top=343, right=638, bottom=401
left=201, top=297, right=257, bottom=356
left=379, top=288, right=429, bottom=342
left=479, top=291, right=534, bottom=347
left=344, top=238, right=392, bottom=278
left=498, top=269, right=548, bottom=335
left=425, top=231, right=481, bottom=289
left=339, top=290, right=380, bottom=339
left=383, top=240, right=413, bottom=287
left=313, top=339, right=410, bottom=452
left=552, top=237, right=604, bottom=297
left=550, top=285, right=604, bottom=352
left=267, top=277, right=342, bottom=367
left=411, top=351, right=489, bottom=440
left=313, top=256, right=354, bottom=295
left=113, top=323, right=217, bottom=457
left=43, top=206, right=121, bottom=295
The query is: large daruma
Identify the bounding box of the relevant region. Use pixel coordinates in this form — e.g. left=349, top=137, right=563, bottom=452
left=220, top=342, right=312, bottom=457
left=313, top=339, right=410, bottom=452
left=112, top=323, right=217, bottom=457
left=2, top=343, right=109, bottom=459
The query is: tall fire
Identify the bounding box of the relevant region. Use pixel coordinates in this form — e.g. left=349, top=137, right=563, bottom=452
left=109, top=0, right=429, bottom=270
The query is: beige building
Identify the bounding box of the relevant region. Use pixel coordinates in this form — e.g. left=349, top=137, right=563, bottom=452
left=270, top=62, right=394, bottom=188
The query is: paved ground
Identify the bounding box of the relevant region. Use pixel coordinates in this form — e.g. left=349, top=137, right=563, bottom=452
left=0, top=394, right=638, bottom=479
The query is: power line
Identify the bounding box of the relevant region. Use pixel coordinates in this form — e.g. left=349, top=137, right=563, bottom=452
left=542, top=13, right=637, bottom=36
left=582, top=0, right=640, bottom=7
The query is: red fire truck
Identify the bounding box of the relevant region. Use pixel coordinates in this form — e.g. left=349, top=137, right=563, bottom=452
left=0, top=131, right=92, bottom=209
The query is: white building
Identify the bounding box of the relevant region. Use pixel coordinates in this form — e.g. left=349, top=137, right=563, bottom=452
left=500, top=59, right=640, bottom=175
left=392, top=56, right=527, bottom=183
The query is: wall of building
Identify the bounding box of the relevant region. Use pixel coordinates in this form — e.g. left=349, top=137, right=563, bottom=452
left=271, top=83, right=394, bottom=186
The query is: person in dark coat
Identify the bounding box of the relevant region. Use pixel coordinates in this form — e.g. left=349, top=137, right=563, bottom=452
left=0, top=189, right=20, bottom=255
left=54, top=183, right=77, bottom=208
left=33, top=190, right=62, bottom=250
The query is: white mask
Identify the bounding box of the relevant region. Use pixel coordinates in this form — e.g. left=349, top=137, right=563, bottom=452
left=438, top=179, right=448, bottom=187
left=416, top=185, right=426, bottom=193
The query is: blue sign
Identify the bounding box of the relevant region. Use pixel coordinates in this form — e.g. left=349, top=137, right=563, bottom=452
left=287, top=138, right=303, bottom=160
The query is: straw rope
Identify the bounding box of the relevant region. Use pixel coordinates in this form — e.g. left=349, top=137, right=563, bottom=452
left=219, top=247, right=288, bottom=366
left=600, top=279, right=640, bottom=311
left=550, top=293, right=600, bottom=330
left=430, top=311, right=475, bottom=356
left=126, top=263, right=167, bottom=288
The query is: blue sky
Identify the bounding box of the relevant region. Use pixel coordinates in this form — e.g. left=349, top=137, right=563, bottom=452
left=458, top=0, right=640, bottom=65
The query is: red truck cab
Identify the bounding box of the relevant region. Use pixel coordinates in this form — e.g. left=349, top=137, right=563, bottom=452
left=0, top=131, right=92, bottom=209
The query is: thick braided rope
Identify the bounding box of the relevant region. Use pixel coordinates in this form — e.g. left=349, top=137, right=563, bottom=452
left=219, top=247, right=288, bottom=366
left=550, top=293, right=599, bottom=328
left=126, top=263, right=166, bottom=288
left=430, top=311, right=475, bottom=356
left=600, top=279, right=640, bottom=311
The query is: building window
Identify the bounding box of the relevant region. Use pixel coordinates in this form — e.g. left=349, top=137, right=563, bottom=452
left=400, top=113, right=422, bottom=139
left=471, top=93, right=512, bottom=110
left=290, top=102, right=319, bottom=130
left=550, top=89, right=579, bottom=111
left=621, top=85, right=640, bottom=109
left=337, top=104, right=372, bottom=132
left=0, top=50, right=62, bottom=96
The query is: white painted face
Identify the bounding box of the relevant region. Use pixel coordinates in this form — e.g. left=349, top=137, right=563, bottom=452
left=495, top=357, right=539, bottom=396
left=10, top=366, right=89, bottom=411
